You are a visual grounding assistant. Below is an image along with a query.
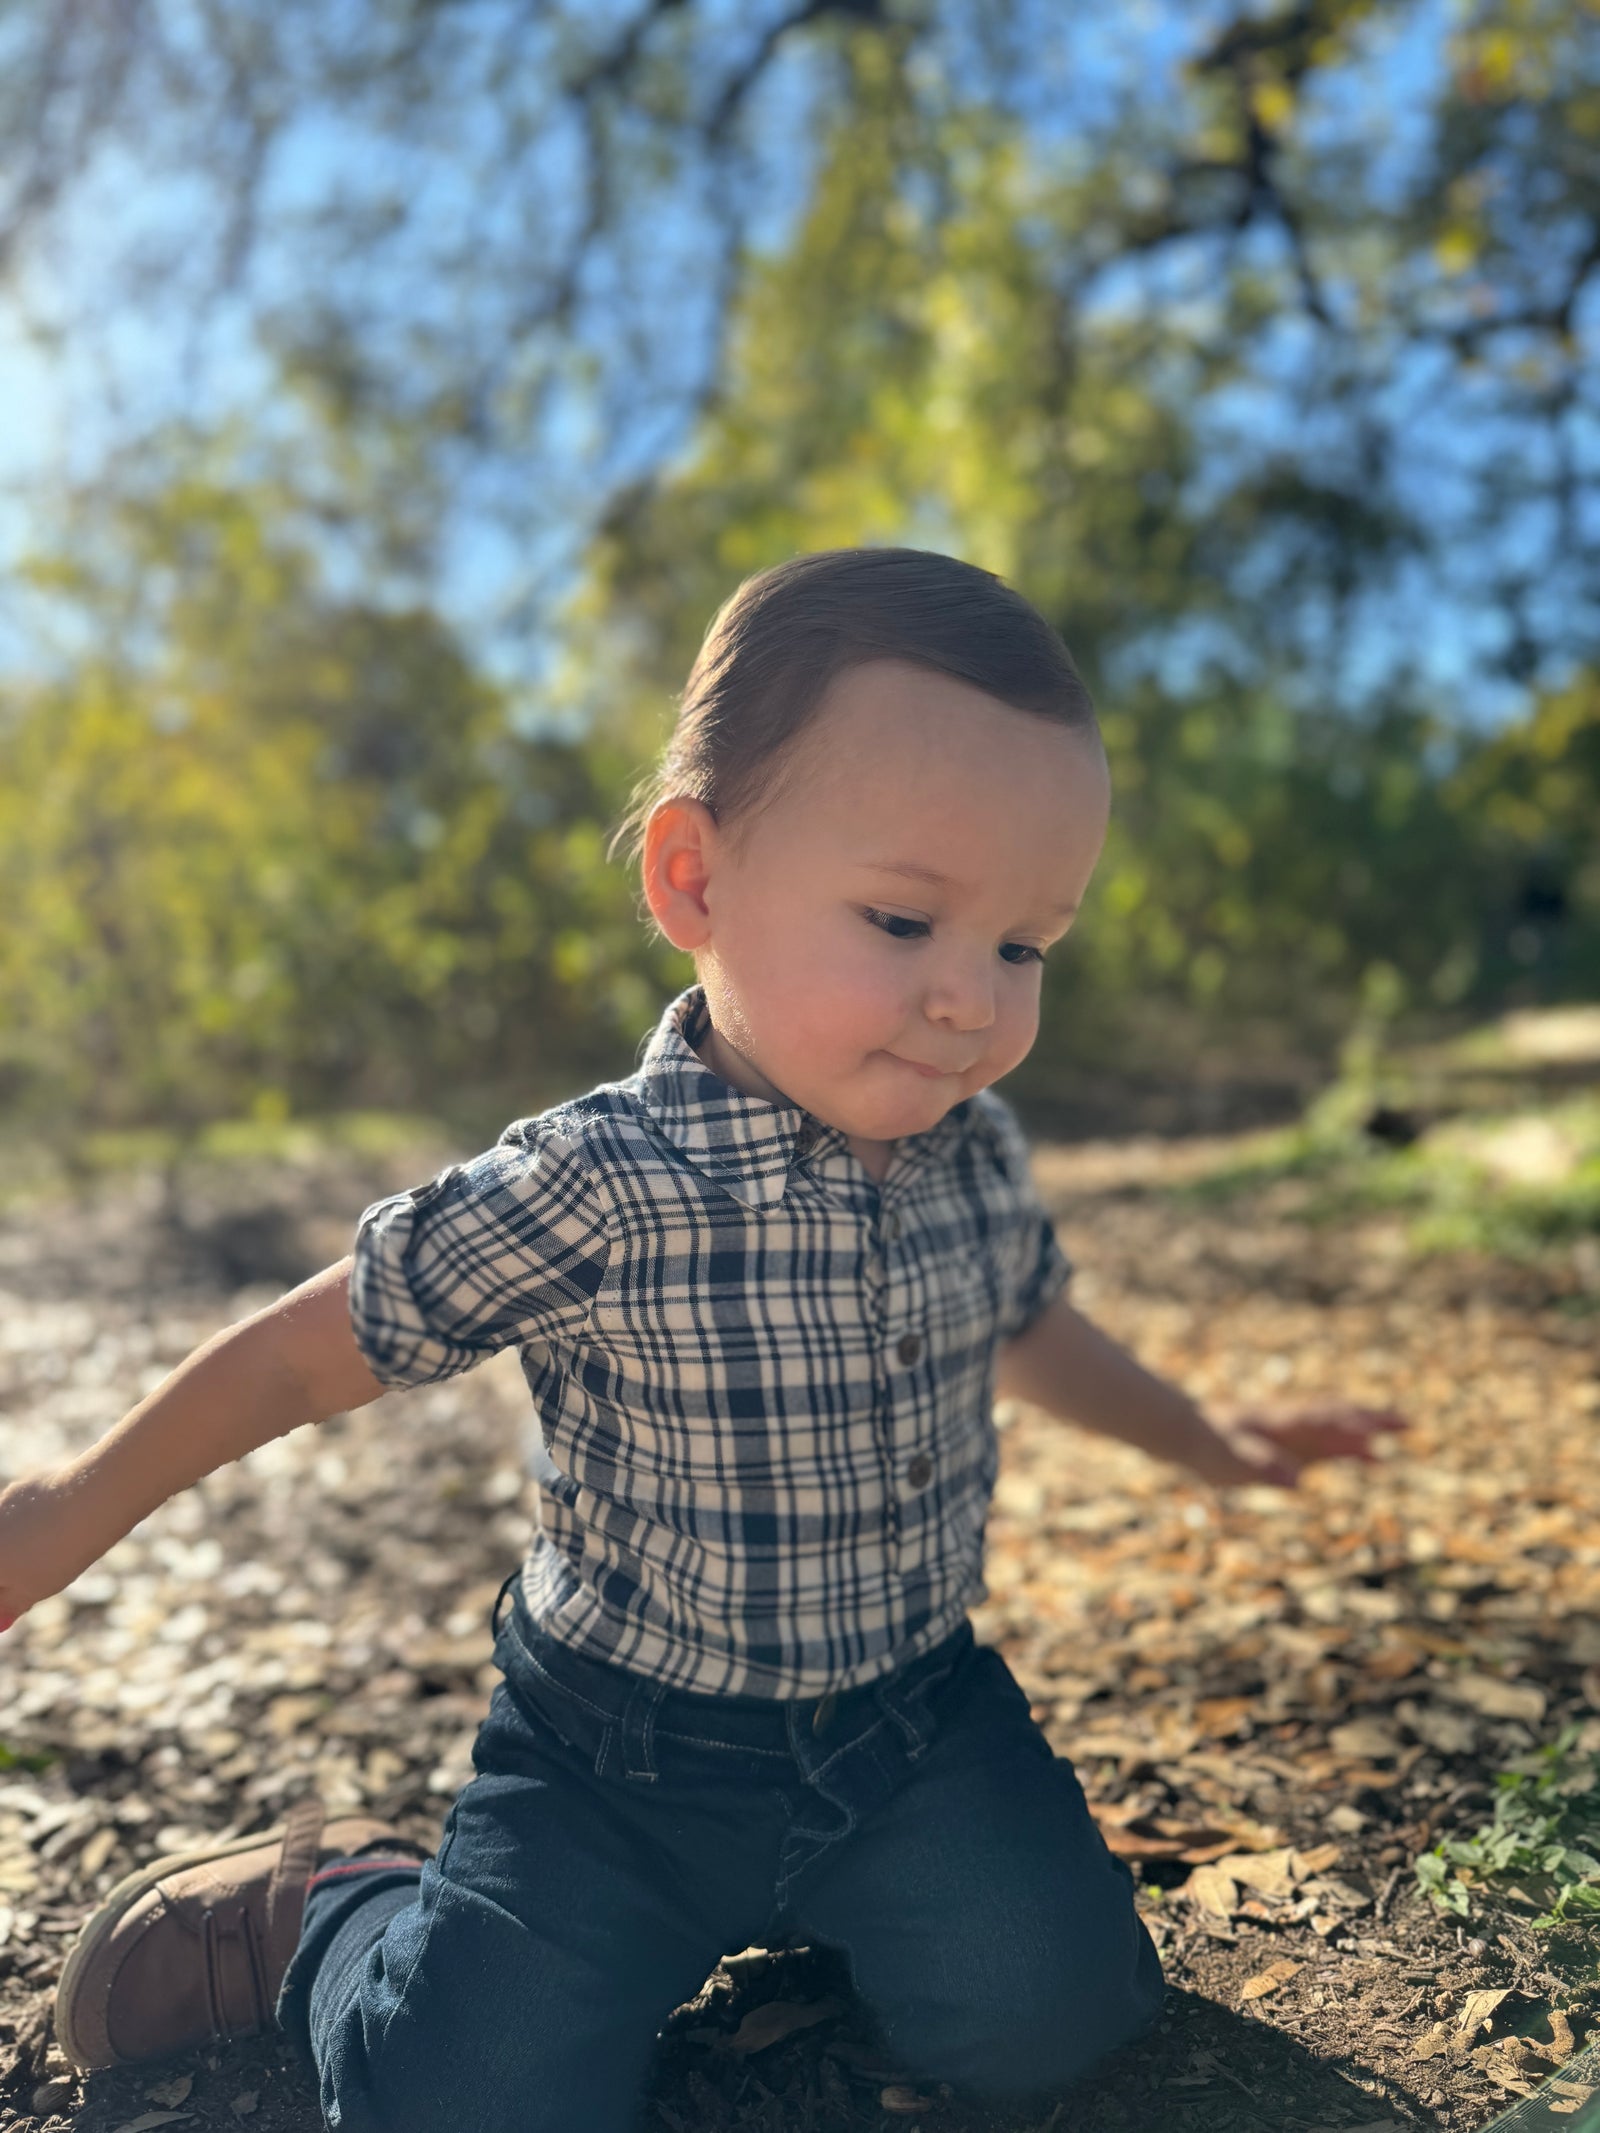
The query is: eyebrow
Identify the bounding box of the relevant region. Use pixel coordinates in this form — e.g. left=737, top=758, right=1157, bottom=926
left=867, top=860, right=956, bottom=890
left=862, top=859, right=1079, bottom=919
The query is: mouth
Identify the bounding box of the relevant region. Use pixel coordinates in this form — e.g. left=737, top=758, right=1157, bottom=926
left=889, top=1055, right=960, bottom=1079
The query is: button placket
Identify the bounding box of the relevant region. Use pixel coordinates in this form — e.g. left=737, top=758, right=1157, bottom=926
left=870, top=1194, right=921, bottom=1578
left=863, top=1200, right=900, bottom=1565
left=881, top=1192, right=932, bottom=1574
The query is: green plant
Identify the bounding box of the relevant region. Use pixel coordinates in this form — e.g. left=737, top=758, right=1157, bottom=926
left=0, top=1740, right=58, bottom=1774
left=1416, top=1727, right=1600, bottom=1929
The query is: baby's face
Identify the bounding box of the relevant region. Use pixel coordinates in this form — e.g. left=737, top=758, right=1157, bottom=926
left=663, top=658, right=1110, bottom=1145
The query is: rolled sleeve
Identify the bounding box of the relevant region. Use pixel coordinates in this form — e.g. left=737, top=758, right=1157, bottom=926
left=978, top=1091, right=1074, bottom=1342
left=1000, top=1212, right=1073, bottom=1341
left=348, top=1116, right=612, bottom=1389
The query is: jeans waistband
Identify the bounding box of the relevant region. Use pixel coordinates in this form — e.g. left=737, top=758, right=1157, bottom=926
left=488, top=1567, right=975, bottom=1781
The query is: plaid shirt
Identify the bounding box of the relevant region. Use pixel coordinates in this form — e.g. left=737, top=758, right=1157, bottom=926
left=348, top=983, right=1072, bottom=1697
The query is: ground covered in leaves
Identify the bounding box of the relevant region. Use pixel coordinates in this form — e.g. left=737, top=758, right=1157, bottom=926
left=2, top=1047, right=1599, bottom=2133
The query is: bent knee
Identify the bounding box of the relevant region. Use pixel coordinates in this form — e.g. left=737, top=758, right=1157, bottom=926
left=899, top=1938, right=1165, bottom=2099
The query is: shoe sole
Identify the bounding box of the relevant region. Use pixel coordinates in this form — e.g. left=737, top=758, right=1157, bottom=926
left=54, top=1820, right=294, bottom=2071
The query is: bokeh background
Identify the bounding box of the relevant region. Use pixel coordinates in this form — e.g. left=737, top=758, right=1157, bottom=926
left=0, top=0, right=1596, bottom=1191
left=5, top=14, right=1600, bottom=2130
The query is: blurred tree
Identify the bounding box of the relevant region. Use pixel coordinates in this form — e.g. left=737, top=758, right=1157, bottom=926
left=2, top=0, right=1595, bottom=694
left=1448, top=671, right=1600, bottom=1002
left=2, top=0, right=1598, bottom=1138
left=571, top=38, right=1509, bottom=1092
left=0, top=441, right=665, bottom=1161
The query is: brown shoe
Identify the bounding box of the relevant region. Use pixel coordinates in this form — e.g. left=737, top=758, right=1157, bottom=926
left=53, top=1793, right=430, bottom=2073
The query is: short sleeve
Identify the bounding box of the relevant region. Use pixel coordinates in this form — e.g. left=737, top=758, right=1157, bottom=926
left=347, top=1114, right=612, bottom=1389
left=976, top=1090, right=1074, bottom=1342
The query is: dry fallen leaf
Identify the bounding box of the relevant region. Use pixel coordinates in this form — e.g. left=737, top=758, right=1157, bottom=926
left=880, top=2086, right=936, bottom=2114
left=79, top=1824, right=121, bottom=1878
left=1498, top=2036, right=1557, bottom=2079
left=1395, top=1698, right=1480, bottom=1755
left=1290, top=1842, right=1343, bottom=1878
left=1441, top=1673, right=1547, bottom=1723
left=718, top=1996, right=846, bottom=2055
left=1214, top=1846, right=1297, bottom=1900
left=1328, top=1717, right=1402, bottom=1761
left=1239, top=1958, right=1302, bottom=2002
left=230, top=2091, right=260, bottom=2118
left=1183, top=1864, right=1239, bottom=1918
left=144, top=2076, right=194, bottom=2108
left=1458, top=1986, right=1514, bottom=2036
left=1307, top=1872, right=1374, bottom=1914
left=10, top=1100, right=1600, bottom=2133
left=1098, top=1818, right=1201, bottom=1862
left=1411, top=2022, right=1457, bottom=2061
left=1546, top=2009, right=1578, bottom=2061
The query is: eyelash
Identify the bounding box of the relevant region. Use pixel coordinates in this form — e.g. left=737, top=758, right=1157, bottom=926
left=861, top=907, right=1045, bottom=966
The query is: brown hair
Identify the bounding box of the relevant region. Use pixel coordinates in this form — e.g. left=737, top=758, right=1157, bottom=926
left=608, top=546, right=1099, bottom=874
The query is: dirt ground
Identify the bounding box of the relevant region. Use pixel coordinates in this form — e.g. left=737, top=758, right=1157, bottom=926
left=1, top=1116, right=1598, bottom=2133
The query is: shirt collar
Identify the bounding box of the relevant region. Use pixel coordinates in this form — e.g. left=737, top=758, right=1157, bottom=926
left=629, top=984, right=984, bottom=1210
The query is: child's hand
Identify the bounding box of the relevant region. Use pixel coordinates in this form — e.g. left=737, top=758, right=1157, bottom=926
left=1182, top=1405, right=1407, bottom=1489
left=0, top=1468, right=110, bottom=1628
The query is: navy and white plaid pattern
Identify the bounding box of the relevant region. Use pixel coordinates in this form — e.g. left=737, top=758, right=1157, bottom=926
left=348, top=984, right=1072, bottom=1696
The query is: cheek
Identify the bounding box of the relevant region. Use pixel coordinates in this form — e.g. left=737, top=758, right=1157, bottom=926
left=797, top=920, right=912, bottom=1037
left=992, top=976, right=1042, bottom=1063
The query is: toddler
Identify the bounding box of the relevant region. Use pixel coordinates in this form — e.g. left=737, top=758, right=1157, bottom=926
left=0, top=547, right=1399, bottom=2132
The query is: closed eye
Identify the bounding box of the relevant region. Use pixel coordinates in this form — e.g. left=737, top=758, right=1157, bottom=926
left=866, top=904, right=925, bottom=938
left=861, top=908, right=1046, bottom=966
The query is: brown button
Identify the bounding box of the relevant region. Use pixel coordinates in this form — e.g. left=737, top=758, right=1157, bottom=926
left=896, top=1332, right=922, bottom=1367
left=907, top=1453, right=933, bottom=1490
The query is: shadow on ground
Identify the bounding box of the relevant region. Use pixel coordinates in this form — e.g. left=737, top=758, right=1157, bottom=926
left=51, top=1963, right=1431, bottom=2133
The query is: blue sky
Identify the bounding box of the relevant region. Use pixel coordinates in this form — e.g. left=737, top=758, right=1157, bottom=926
left=0, top=0, right=1589, bottom=730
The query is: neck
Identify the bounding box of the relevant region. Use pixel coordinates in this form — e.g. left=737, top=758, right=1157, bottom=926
left=847, top=1133, right=895, bottom=1184
left=688, top=991, right=898, bottom=1180
left=691, top=1015, right=792, bottom=1109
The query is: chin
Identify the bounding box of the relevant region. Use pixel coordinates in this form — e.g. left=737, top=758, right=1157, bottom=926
left=857, top=1091, right=961, bottom=1141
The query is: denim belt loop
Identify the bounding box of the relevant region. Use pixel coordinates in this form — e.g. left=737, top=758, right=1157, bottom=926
left=490, top=1566, right=522, bottom=1643
left=619, top=1672, right=666, bottom=1782
left=874, top=1627, right=970, bottom=1761
left=876, top=1676, right=935, bottom=1760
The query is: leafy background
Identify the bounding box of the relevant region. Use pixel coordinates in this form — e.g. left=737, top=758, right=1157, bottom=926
left=0, top=0, right=1597, bottom=1160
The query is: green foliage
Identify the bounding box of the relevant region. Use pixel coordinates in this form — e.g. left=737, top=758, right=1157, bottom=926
left=573, top=33, right=1600, bottom=1085
left=0, top=444, right=677, bottom=1153
left=1417, top=1727, right=1600, bottom=1930
left=4, top=10, right=1600, bottom=1138
left=1176, top=1081, right=1600, bottom=1269
left=0, top=1741, right=58, bottom=1774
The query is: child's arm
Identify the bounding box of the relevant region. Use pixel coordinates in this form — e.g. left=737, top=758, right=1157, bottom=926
left=0, top=1257, right=387, bottom=1626
left=994, top=1291, right=1403, bottom=1488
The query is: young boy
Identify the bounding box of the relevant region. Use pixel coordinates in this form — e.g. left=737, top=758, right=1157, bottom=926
left=1, top=548, right=1399, bottom=2131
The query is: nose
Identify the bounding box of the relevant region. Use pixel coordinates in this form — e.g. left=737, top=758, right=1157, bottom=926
left=923, top=947, right=995, bottom=1035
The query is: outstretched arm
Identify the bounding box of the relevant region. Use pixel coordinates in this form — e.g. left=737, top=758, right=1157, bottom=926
left=0, top=1257, right=387, bottom=1627
left=994, top=1291, right=1403, bottom=1487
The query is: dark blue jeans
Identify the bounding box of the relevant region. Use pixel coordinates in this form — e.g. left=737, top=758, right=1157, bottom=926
left=276, top=1574, right=1163, bottom=2133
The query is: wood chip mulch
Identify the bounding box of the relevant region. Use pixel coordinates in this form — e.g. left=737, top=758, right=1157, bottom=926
left=1, top=1125, right=1598, bottom=2133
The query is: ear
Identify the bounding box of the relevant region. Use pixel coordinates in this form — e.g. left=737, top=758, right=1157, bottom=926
left=641, top=797, right=720, bottom=953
